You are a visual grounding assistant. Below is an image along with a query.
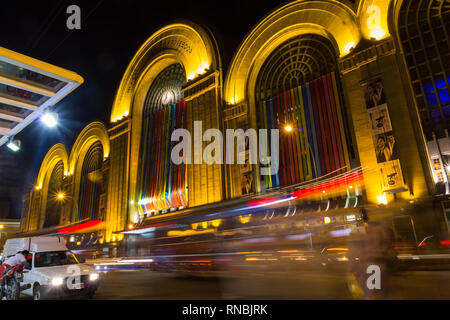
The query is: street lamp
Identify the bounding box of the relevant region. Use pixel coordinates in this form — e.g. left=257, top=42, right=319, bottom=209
left=57, top=192, right=65, bottom=226
left=284, top=124, right=293, bottom=133
left=41, top=111, right=58, bottom=127
left=377, top=193, right=388, bottom=205
left=7, top=138, right=20, bottom=152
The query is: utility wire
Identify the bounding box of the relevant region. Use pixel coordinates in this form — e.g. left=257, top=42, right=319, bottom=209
left=44, top=0, right=106, bottom=60
left=24, top=1, right=63, bottom=50
left=27, top=0, right=71, bottom=55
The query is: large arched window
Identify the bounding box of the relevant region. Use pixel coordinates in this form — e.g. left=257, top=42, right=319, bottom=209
left=44, top=160, right=64, bottom=228
left=256, top=34, right=353, bottom=189
left=256, top=35, right=338, bottom=101
left=78, top=141, right=104, bottom=221
left=142, top=63, right=186, bottom=116
left=398, top=0, right=450, bottom=140
left=137, top=63, right=188, bottom=215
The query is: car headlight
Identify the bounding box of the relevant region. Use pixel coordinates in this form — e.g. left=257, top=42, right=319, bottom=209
left=51, top=277, right=63, bottom=286
left=89, top=273, right=99, bottom=281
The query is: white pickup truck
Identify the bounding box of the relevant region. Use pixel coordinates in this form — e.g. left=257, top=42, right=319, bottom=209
left=2, top=236, right=99, bottom=300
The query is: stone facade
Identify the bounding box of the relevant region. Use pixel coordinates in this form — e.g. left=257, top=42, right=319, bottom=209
left=20, top=0, right=450, bottom=246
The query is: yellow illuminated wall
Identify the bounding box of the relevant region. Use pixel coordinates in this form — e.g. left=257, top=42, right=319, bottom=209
left=68, top=121, right=110, bottom=223
left=224, top=0, right=429, bottom=204
left=110, top=23, right=219, bottom=123
left=119, top=22, right=222, bottom=227
left=225, top=0, right=401, bottom=107
left=23, top=0, right=434, bottom=238
left=28, top=143, right=69, bottom=230
left=68, top=122, right=110, bottom=175
left=358, top=0, right=391, bottom=41
left=224, top=0, right=361, bottom=107
left=224, top=0, right=362, bottom=196
left=24, top=122, right=110, bottom=233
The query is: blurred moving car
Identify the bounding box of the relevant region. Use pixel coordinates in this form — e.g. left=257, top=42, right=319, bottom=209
left=397, top=235, right=450, bottom=270
left=85, top=257, right=155, bottom=272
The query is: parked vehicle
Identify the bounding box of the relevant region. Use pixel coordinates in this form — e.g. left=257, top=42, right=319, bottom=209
left=2, top=236, right=99, bottom=300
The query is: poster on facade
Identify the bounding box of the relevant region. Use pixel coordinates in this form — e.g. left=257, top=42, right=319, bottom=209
left=373, top=132, right=398, bottom=163
left=364, top=79, right=405, bottom=193
left=240, top=150, right=252, bottom=174
left=238, top=135, right=254, bottom=195
left=364, top=79, right=386, bottom=109
left=368, top=104, right=392, bottom=135
left=241, top=172, right=254, bottom=195
left=379, top=159, right=404, bottom=192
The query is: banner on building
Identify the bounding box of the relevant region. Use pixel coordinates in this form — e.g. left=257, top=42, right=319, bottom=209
left=364, top=79, right=405, bottom=193
left=238, top=136, right=254, bottom=195
left=379, top=159, right=404, bottom=191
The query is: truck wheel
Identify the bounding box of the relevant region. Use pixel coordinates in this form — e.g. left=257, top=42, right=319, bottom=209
left=33, top=284, right=42, bottom=300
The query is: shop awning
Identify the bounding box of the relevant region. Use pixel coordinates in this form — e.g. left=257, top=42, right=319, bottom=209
left=14, top=219, right=103, bottom=238
left=57, top=220, right=103, bottom=235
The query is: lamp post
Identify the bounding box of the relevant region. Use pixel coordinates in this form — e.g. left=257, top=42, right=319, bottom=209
left=57, top=192, right=65, bottom=226
left=7, top=138, right=20, bottom=152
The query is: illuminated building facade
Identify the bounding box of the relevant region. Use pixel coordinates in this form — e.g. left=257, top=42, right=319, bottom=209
left=0, top=219, right=20, bottom=252
left=20, top=0, right=450, bottom=252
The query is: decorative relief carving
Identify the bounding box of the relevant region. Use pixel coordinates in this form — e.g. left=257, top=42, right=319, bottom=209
left=164, top=38, right=193, bottom=54
left=124, top=38, right=192, bottom=95
left=339, top=39, right=395, bottom=74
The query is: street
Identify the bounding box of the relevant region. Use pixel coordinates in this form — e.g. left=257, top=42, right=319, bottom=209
left=89, top=269, right=450, bottom=300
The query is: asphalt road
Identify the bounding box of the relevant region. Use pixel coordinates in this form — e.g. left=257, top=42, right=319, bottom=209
left=91, top=269, right=450, bottom=300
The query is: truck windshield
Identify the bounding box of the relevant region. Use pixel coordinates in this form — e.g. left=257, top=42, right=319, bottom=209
left=34, top=251, right=79, bottom=268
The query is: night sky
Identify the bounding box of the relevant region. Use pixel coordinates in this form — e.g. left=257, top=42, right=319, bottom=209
left=0, top=0, right=287, bottom=217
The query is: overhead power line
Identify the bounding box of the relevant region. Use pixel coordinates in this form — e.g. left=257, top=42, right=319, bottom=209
left=45, top=0, right=106, bottom=60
